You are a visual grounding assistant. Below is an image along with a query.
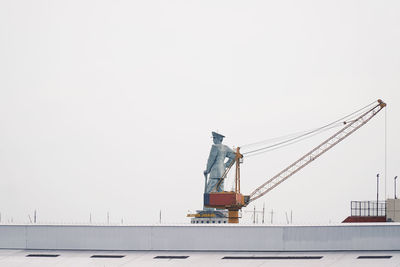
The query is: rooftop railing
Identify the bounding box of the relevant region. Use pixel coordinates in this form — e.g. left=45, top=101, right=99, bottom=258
left=351, top=201, right=386, bottom=217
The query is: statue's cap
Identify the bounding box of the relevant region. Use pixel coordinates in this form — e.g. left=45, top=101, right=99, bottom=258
left=212, top=131, right=225, bottom=139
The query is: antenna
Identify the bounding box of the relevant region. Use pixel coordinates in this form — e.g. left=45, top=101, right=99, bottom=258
left=34, top=210, right=37, bottom=224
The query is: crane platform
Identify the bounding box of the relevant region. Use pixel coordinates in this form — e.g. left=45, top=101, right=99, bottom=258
left=203, top=192, right=250, bottom=223
left=203, top=192, right=249, bottom=209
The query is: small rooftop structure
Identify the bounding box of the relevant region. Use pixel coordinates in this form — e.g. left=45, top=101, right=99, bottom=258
left=188, top=210, right=228, bottom=224
left=342, top=199, right=400, bottom=223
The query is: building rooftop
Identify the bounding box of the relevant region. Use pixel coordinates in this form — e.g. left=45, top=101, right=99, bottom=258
left=1, top=249, right=400, bottom=267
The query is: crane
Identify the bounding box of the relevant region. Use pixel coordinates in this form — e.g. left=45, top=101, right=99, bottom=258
left=203, top=99, right=387, bottom=223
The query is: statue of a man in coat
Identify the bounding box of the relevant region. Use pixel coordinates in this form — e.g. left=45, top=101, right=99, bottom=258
left=203, top=132, right=236, bottom=193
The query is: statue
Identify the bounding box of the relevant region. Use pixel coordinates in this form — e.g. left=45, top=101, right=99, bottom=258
left=203, top=132, right=236, bottom=193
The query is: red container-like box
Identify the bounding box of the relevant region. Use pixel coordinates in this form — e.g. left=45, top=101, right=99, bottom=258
left=204, top=192, right=245, bottom=209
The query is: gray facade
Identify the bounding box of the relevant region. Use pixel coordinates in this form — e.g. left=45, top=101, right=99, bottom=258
left=1, top=223, right=400, bottom=251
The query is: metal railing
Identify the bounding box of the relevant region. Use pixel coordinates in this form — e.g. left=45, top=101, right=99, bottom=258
left=351, top=201, right=386, bottom=217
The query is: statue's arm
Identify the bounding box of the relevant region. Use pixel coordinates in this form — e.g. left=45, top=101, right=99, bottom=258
left=224, top=146, right=236, bottom=168
left=204, top=145, right=218, bottom=174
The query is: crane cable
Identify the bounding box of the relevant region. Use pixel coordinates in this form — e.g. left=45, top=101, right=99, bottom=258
left=241, top=101, right=377, bottom=157
left=243, top=123, right=345, bottom=158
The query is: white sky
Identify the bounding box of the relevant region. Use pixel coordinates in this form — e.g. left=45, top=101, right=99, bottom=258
left=0, top=0, right=399, bottom=224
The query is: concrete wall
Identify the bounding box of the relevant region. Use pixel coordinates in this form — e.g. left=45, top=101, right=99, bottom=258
left=1, top=224, right=400, bottom=251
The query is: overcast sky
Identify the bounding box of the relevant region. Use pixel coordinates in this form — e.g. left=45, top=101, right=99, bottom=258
left=0, top=0, right=399, bottom=224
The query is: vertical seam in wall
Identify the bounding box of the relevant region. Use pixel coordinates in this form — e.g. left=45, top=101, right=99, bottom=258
left=282, top=227, right=286, bottom=251
left=24, top=226, right=27, bottom=249
left=150, top=226, right=153, bottom=250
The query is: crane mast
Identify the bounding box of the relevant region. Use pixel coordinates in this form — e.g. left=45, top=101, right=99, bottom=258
left=249, top=99, right=386, bottom=203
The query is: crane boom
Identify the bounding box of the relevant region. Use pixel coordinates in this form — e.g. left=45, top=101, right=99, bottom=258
left=249, top=99, right=386, bottom=203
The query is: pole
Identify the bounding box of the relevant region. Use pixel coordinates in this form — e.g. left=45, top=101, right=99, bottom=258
left=253, top=206, right=256, bottom=224
left=395, top=176, right=398, bottom=199
left=262, top=203, right=265, bottom=224
left=377, top=174, right=379, bottom=216
left=385, top=108, right=387, bottom=199
left=270, top=209, right=274, bottom=224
